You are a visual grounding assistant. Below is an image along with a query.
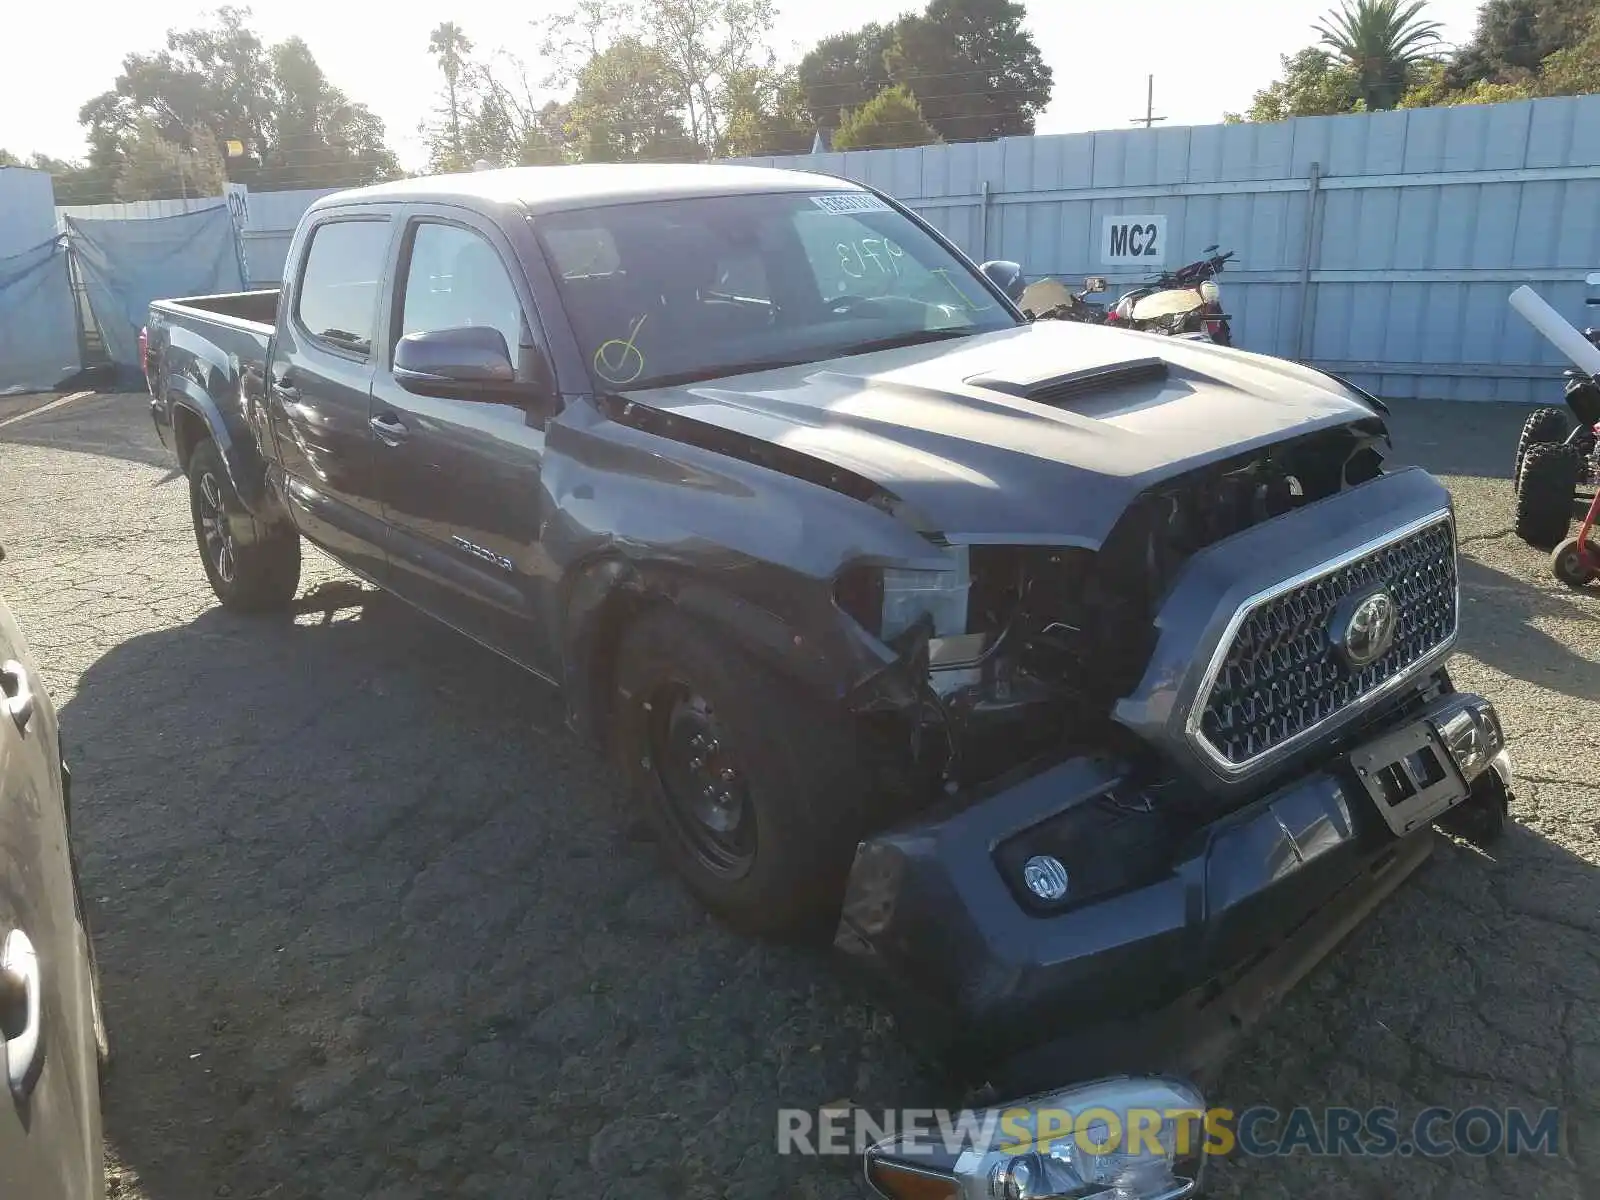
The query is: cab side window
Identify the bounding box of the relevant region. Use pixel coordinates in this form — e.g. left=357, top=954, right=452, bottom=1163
left=295, top=218, right=392, bottom=356
left=398, top=222, right=526, bottom=366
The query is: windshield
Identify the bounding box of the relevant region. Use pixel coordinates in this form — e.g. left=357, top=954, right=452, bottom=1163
left=533, top=190, right=1017, bottom=391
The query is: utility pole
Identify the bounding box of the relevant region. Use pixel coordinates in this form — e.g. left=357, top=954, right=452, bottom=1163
left=1131, top=75, right=1167, bottom=129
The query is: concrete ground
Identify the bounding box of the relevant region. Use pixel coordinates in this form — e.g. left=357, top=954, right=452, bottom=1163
left=0, top=389, right=1595, bottom=1199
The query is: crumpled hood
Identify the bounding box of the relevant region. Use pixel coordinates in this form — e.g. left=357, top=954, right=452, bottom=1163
left=622, top=321, right=1382, bottom=548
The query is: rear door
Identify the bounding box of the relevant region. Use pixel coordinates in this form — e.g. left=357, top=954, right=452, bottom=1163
left=0, top=596, right=102, bottom=1200
left=368, top=206, right=555, bottom=669
left=268, top=210, right=397, bottom=583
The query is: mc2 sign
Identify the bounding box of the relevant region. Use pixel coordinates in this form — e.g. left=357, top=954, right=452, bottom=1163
left=1100, top=215, right=1167, bottom=266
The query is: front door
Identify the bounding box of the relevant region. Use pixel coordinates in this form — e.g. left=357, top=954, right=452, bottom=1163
left=369, top=210, right=553, bottom=671
left=0, top=598, right=102, bottom=1199
left=268, top=212, right=396, bottom=583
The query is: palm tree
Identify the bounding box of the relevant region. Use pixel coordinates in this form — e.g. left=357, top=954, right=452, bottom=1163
left=1314, top=0, right=1444, bottom=110
left=428, top=22, right=475, bottom=165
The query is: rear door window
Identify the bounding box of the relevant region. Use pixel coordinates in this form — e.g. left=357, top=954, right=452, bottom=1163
left=295, top=218, right=392, bottom=357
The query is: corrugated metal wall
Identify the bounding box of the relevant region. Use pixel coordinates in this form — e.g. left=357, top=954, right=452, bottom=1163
left=738, top=95, right=1600, bottom=402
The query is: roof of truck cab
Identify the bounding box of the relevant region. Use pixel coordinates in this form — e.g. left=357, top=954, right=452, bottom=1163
left=313, top=163, right=864, bottom=215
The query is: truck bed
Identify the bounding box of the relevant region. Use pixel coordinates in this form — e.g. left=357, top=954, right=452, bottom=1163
left=157, top=289, right=281, bottom=330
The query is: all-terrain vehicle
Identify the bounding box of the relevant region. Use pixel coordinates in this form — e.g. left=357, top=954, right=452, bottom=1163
left=1513, top=274, right=1600, bottom=549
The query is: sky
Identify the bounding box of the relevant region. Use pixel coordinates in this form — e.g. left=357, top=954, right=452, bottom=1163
left=0, top=0, right=1488, bottom=170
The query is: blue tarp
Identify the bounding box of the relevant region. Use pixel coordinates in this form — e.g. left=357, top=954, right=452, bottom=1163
left=66, top=204, right=244, bottom=368
left=0, top=236, right=81, bottom=395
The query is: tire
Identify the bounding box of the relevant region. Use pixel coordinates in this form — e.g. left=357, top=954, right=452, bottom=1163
left=1514, top=407, right=1570, bottom=491
left=72, top=865, right=111, bottom=1076
left=1551, top=536, right=1599, bottom=588
left=613, top=608, right=878, bottom=935
left=1514, top=443, right=1580, bottom=549
left=188, top=439, right=301, bottom=611
left=1437, top=767, right=1510, bottom=847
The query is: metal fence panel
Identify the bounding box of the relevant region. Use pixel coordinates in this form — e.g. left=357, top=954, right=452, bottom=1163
left=737, top=94, right=1600, bottom=401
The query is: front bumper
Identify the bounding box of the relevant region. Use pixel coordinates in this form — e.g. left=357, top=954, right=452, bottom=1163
left=834, top=688, right=1508, bottom=1091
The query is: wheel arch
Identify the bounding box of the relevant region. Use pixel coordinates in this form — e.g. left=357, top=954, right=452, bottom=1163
left=560, top=553, right=857, bottom=748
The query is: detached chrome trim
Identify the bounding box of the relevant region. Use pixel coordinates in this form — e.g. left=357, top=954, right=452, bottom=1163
left=1186, top=507, right=1459, bottom=779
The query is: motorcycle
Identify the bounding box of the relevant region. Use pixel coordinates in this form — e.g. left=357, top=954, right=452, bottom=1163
left=1107, top=245, right=1235, bottom=345
left=1019, top=275, right=1110, bottom=324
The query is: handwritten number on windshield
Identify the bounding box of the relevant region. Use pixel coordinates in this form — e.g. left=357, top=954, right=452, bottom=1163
left=835, top=238, right=904, bottom=281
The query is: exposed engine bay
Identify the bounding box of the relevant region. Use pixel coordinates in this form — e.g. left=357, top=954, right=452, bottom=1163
left=846, top=418, right=1391, bottom=794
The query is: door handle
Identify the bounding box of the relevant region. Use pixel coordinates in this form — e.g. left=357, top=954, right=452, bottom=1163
left=0, top=660, right=33, bottom=734
left=0, top=930, right=43, bottom=1100
left=270, top=369, right=299, bottom=403
left=370, top=413, right=410, bottom=446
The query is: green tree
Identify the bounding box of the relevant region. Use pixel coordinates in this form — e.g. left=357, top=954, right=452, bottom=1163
left=0, top=150, right=19, bottom=168
left=567, top=37, right=697, bottom=162
left=428, top=22, right=475, bottom=170
left=1537, top=11, right=1600, bottom=94
left=1313, top=0, right=1445, bottom=110
left=532, top=0, right=780, bottom=160
left=1446, top=0, right=1593, bottom=88
left=1226, top=47, right=1363, bottom=122
left=797, top=25, right=896, bottom=133
left=720, top=67, right=814, bottom=156
left=833, top=84, right=939, bottom=150
left=884, top=0, right=1052, bottom=142
left=77, top=7, right=398, bottom=196
left=114, top=119, right=228, bottom=200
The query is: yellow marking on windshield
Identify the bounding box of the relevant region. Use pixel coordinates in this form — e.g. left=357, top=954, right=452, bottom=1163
left=594, top=313, right=648, bottom=385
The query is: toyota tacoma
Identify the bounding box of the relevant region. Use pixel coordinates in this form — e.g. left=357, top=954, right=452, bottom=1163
left=144, top=166, right=1510, bottom=1176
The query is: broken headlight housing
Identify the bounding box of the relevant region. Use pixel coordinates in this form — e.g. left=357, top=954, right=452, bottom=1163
left=836, top=549, right=972, bottom=643
left=864, top=1076, right=1207, bottom=1200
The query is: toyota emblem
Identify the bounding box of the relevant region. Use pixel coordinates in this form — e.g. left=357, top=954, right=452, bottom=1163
left=1338, top=589, right=1399, bottom=668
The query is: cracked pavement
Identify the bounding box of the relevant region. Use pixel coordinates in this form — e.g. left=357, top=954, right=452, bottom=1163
left=0, top=392, right=1595, bottom=1199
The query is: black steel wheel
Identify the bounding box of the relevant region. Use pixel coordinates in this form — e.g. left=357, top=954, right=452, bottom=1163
left=1514, top=407, right=1569, bottom=490
left=646, top=685, right=757, bottom=880
left=613, top=607, right=879, bottom=935
left=1551, top=536, right=1599, bottom=588
left=188, top=439, right=301, bottom=611
left=1514, top=443, right=1581, bottom=549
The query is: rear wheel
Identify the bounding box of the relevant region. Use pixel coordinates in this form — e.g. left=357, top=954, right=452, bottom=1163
left=1514, top=443, right=1580, bottom=549
left=188, top=439, right=301, bottom=611
left=1514, top=407, right=1570, bottom=491
left=613, top=608, right=876, bottom=935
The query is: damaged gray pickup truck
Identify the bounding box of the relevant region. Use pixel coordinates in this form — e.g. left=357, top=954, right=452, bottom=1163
left=146, top=163, right=1511, bottom=1140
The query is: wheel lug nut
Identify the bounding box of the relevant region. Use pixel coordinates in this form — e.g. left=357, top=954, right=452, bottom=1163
left=689, top=756, right=704, bottom=770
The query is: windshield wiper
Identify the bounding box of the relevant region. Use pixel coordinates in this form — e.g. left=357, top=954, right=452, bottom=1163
left=623, top=357, right=815, bottom=390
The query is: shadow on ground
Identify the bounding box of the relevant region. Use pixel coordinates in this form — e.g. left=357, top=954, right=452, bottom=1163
left=71, top=586, right=910, bottom=1200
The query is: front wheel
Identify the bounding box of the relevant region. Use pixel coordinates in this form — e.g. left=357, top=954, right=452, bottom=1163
left=613, top=608, right=879, bottom=935
left=188, top=439, right=301, bottom=611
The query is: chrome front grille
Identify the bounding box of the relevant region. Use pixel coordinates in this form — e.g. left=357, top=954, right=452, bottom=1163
left=1192, top=514, right=1458, bottom=772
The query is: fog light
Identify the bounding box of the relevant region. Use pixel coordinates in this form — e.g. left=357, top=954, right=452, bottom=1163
left=864, top=1076, right=1206, bottom=1200
left=1436, top=698, right=1507, bottom=783
left=1022, top=855, right=1070, bottom=901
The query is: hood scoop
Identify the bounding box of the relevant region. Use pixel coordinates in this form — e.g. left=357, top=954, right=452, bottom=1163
left=968, top=357, right=1169, bottom=407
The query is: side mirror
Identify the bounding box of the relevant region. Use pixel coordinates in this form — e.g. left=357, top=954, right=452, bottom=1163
left=394, top=326, right=518, bottom=399
left=979, top=260, right=1027, bottom=304
left=1084, top=276, right=1108, bottom=294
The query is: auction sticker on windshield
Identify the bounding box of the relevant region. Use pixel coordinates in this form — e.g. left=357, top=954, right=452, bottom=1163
left=811, top=193, right=892, bottom=215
